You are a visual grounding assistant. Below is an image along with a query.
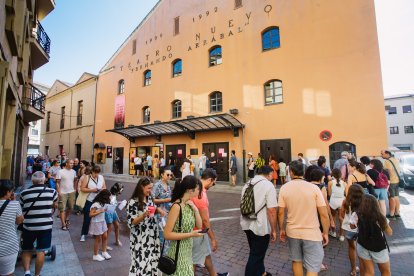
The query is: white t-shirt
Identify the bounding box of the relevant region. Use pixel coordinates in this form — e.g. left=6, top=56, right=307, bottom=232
left=90, top=202, right=105, bottom=223
left=134, top=157, right=142, bottom=165
left=240, top=175, right=278, bottom=236
left=86, top=175, right=105, bottom=202
left=56, top=168, right=76, bottom=194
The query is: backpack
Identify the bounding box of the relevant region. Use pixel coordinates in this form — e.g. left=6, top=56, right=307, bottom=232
left=357, top=217, right=389, bottom=253
left=205, top=158, right=211, bottom=168
left=374, top=170, right=389, bottom=189
left=240, top=179, right=265, bottom=219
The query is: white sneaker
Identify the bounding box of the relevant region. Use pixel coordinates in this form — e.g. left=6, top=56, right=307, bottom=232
left=329, top=230, right=337, bottom=238
left=106, top=246, right=113, bottom=251
left=102, top=251, right=111, bottom=260
left=339, top=235, right=345, bottom=242
left=93, top=254, right=105, bottom=261
left=80, top=235, right=86, bottom=242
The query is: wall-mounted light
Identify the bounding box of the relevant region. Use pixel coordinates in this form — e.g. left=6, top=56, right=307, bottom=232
left=187, top=115, right=195, bottom=119
left=229, top=109, right=239, bottom=115
left=154, top=120, right=161, bottom=124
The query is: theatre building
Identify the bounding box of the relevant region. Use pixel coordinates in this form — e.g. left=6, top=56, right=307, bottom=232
left=94, top=0, right=387, bottom=182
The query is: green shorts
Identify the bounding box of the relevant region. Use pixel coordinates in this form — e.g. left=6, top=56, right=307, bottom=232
left=58, top=192, right=76, bottom=212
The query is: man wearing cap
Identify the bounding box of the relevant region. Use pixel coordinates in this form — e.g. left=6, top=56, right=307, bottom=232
left=20, top=171, right=58, bottom=276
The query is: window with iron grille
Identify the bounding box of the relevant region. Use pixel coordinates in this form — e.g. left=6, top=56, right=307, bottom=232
left=77, top=100, right=83, bottom=126
left=144, top=70, right=151, bottom=86
left=405, top=126, right=414, bottom=134
left=143, top=106, right=150, bottom=123
left=60, top=107, right=65, bottom=129
left=264, top=80, right=283, bottom=105
left=390, top=126, right=399, bottom=134
left=174, top=17, right=180, bottom=36
left=46, top=111, right=50, bottom=132
left=172, top=100, right=182, bottom=118
left=209, top=46, right=222, bottom=67
left=172, top=59, right=182, bottom=77
left=235, top=0, right=242, bottom=9
left=118, top=79, right=125, bottom=94
left=262, top=27, right=281, bottom=51
left=210, top=92, right=223, bottom=113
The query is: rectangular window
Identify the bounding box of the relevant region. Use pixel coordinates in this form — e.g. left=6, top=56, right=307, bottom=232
left=174, top=17, right=180, bottom=36
left=75, top=144, right=82, bottom=160
left=45, top=146, right=49, bottom=156
left=403, top=105, right=412, bottom=113
left=77, top=100, right=83, bottom=126
left=60, top=107, right=65, bottom=129
left=235, top=0, right=242, bottom=9
left=390, top=126, right=399, bottom=134
left=31, top=129, right=39, bottom=135
left=46, top=111, right=51, bottom=132
left=388, top=106, right=397, bottom=115
left=132, top=39, right=137, bottom=55
left=405, top=126, right=414, bottom=134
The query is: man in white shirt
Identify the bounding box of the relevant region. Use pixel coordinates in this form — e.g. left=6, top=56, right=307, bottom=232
left=240, top=165, right=277, bottom=276
left=56, top=159, right=77, bottom=230
left=134, top=155, right=142, bottom=177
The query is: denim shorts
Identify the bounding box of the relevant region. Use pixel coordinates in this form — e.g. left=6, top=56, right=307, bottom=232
left=21, top=229, right=52, bottom=252
left=105, top=211, right=119, bottom=224
left=287, top=237, right=324, bottom=272
left=344, top=230, right=358, bottom=240
left=375, top=188, right=388, bottom=200
left=357, top=243, right=389, bottom=263
left=192, top=235, right=212, bottom=265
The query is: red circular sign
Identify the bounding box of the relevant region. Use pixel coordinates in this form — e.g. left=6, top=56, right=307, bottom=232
left=320, top=130, right=332, bottom=142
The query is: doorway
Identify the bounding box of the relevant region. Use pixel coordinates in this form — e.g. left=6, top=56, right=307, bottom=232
left=329, top=142, right=356, bottom=169
left=113, top=147, right=124, bottom=174
left=165, top=144, right=186, bottom=179
left=260, top=139, right=292, bottom=165
left=75, top=144, right=81, bottom=160
left=202, top=142, right=229, bottom=182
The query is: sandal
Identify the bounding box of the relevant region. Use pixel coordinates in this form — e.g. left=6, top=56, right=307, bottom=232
left=61, top=226, right=69, bottom=231
left=321, top=264, right=328, bottom=271
left=65, top=220, right=70, bottom=226
left=350, top=266, right=360, bottom=275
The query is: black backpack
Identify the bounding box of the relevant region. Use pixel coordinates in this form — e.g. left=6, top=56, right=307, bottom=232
left=357, top=217, right=389, bottom=252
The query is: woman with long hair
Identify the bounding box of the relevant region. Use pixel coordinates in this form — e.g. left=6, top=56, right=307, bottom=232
left=355, top=194, right=392, bottom=276
left=367, top=159, right=390, bottom=216
left=127, top=177, right=165, bottom=275
left=340, top=184, right=365, bottom=276
left=164, top=175, right=204, bottom=275
left=347, top=159, right=375, bottom=195
left=328, top=168, right=346, bottom=241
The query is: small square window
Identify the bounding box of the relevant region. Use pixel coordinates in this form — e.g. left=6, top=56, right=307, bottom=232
left=390, top=126, right=399, bottom=135
left=405, top=126, right=414, bottom=134
left=403, top=105, right=412, bottom=113
left=388, top=106, right=397, bottom=115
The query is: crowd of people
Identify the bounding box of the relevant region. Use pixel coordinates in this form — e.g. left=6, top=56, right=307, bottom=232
left=0, top=148, right=402, bottom=276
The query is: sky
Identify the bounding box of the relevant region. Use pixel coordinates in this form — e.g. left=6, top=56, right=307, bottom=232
left=34, top=0, right=414, bottom=96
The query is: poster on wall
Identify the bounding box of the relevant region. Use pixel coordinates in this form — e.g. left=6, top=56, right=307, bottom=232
left=129, top=148, right=137, bottom=175
left=155, top=143, right=164, bottom=157
left=114, top=95, right=125, bottom=128
left=107, top=146, right=113, bottom=158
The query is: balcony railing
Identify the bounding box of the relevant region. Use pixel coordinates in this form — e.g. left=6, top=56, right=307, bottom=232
left=36, top=21, right=51, bottom=56
left=25, top=85, right=46, bottom=113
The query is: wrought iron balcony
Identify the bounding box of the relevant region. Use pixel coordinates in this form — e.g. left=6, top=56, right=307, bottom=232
left=36, top=21, right=51, bottom=55
left=31, top=21, right=51, bottom=70
left=22, top=84, right=46, bottom=122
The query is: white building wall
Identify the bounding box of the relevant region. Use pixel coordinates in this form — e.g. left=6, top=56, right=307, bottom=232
left=385, top=94, right=414, bottom=150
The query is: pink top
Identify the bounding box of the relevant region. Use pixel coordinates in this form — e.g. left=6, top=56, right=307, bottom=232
left=191, top=188, right=209, bottom=229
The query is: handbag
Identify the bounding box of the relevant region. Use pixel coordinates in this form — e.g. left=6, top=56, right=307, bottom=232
left=158, top=203, right=182, bottom=275
left=76, top=176, right=91, bottom=209
left=18, top=186, right=46, bottom=231
left=388, top=159, right=404, bottom=187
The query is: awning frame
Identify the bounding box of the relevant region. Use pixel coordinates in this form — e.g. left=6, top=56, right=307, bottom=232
left=106, top=113, right=244, bottom=142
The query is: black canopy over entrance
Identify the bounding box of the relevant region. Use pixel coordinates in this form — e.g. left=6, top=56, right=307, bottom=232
left=106, top=113, right=244, bottom=141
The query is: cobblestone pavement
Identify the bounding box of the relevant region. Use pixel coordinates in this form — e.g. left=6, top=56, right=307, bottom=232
left=16, top=178, right=414, bottom=275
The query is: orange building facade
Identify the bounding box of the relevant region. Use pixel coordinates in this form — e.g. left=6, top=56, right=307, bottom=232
left=94, top=0, right=387, bottom=182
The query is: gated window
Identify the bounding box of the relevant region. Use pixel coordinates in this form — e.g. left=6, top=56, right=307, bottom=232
left=405, top=126, right=414, bottom=134
left=46, top=111, right=50, bottom=132
left=264, top=80, right=283, bottom=105
left=118, top=79, right=125, bottom=94
left=60, top=106, right=65, bottom=129
left=209, top=46, right=222, bottom=67
left=172, top=59, right=182, bottom=77
left=174, top=17, right=180, bottom=36
left=77, top=100, right=83, bottom=126
left=143, top=106, right=150, bottom=123
left=262, top=27, right=280, bottom=51
left=144, top=70, right=151, bottom=86
left=390, top=126, right=399, bottom=134
left=172, top=100, right=182, bottom=118
left=209, top=92, right=223, bottom=113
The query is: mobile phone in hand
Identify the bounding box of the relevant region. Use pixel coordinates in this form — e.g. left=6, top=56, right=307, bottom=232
left=199, top=228, right=209, bottom=233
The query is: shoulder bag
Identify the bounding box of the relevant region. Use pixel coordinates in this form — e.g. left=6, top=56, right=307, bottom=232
left=388, top=159, right=404, bottom=187
left=0, top=200, right=10, bottom=216
left=76, top=176, right=91, bottom=209
left=158, top=203, right=182, bottom=275
left=18, top=186, right=46, bottom=231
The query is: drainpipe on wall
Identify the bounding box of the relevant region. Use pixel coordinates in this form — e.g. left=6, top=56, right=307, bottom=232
left=242, top=126, right=246, bottom=183
left=92, top=77, right=98, bottom=164
left=68, top=88, right=73, bottom=157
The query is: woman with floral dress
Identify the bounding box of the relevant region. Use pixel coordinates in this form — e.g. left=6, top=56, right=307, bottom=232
left=127, top=177, right=165, bottom=276
left=164, top=175, right=204, bottom=276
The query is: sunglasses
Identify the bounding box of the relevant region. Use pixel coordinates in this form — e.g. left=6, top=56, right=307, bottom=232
left=166, top=174, right=172, bottom=177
